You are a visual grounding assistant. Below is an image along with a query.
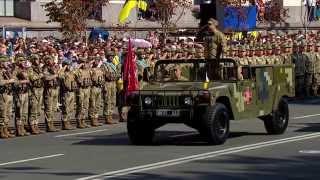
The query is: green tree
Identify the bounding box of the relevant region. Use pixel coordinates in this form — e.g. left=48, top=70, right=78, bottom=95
left=43, top=0, right=109, bottom=39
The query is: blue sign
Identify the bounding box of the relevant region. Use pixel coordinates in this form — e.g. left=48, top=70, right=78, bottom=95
left=223, top=5, right=257, bottom=31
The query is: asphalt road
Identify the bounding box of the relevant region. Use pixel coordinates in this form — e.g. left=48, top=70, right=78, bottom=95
left=1, top=98, right=320, bottom=180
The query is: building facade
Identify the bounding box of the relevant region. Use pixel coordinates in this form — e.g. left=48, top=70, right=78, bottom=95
left=0, top=0, right=319, bottom=31
left=0, top=0, right=199, bottom=29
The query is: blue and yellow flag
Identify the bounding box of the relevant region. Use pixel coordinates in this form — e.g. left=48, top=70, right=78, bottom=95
left=118, top=0, right=148, bottom=24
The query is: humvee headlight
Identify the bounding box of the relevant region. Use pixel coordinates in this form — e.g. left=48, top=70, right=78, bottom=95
left=184, top=97, right=193, bottom=105
left=144, top=97, right=152, bottom=105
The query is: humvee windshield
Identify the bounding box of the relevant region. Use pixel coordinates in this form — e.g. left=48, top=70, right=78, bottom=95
left=154, top=59, right=239, bottom=82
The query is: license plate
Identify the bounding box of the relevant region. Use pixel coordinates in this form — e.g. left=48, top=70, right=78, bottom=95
left=156, top=110, right=180, bottom=117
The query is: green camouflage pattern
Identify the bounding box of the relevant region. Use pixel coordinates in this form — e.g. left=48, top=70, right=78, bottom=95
left=136, top=59, right=295, bottom=120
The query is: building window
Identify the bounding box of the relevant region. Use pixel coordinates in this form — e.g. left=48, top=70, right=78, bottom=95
left=0, top=0, right=14, bottom=16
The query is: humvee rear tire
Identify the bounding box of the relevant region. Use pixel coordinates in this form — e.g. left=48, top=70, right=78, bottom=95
left=127, top=109, right=155, bottom=145
left=202, top=103, right=230, bottom=145
left=263, top=98, right=289, bottom=135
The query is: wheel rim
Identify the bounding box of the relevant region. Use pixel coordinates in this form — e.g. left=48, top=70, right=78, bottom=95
left=277, top=103, right=288, bottom=128
left=215, top=112, right=228, bottom=137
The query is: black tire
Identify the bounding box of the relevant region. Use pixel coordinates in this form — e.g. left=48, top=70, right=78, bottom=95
left=202, top=103, right=230, bottom=145
left=263, top=98, right=289, bottom=135
left=127, top=109, right=155, bottom=145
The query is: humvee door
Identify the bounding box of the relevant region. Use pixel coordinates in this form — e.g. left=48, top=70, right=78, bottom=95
left=235, top=66, right=259, bottom=119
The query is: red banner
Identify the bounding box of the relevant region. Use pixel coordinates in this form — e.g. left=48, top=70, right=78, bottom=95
left=123, top=39, right=139, bottom=98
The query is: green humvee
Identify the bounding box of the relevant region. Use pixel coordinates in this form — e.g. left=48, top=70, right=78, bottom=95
left=126, top=59, right=295, bottom=145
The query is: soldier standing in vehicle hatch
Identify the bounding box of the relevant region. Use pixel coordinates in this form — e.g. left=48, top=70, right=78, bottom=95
left=203, top=18, right=226, bottom=59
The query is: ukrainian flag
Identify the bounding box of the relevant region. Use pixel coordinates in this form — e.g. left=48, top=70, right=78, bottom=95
left=118, top=0, right=148, bottom=24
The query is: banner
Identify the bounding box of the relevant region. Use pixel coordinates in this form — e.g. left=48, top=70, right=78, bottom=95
left=223, top=5, right=257, bottom=31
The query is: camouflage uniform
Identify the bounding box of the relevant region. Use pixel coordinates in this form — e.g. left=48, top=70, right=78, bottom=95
left=292, top=43, right=307, bottom=97
left=75, top=58, right=92, bottom=128
left=0, top=55, right=15, bottom=138
left=28, top=55, right=44, bottom=134
left=313, top=43, right=320, bottom=95
left=13, top=54, right=30, bottom=136
left=89, top=58, right=104, bottom=126
left=305, top=42, right=316, bottom=96
left=204, top=18, right=226, bottom=59
left=103, top=60, right=118, bottom=124
left=59, top=61, right=77, bottom=130
left=43, top=56, right=60, bottom=132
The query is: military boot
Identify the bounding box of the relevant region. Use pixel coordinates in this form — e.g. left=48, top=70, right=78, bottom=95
left=62, top=121, right=75, bottom=130
left=34, top=124, right=44, bottom=134
left=16, top=125, right=25, bottom=137
left=77, top=120, right=86, bottom=129
left=105, top=115, right=117, bottom=125
left=22, top=125, right=30, bottom=136
left=82, top=120, right=91, bottom=128
left=47, top=122, right=59, bottom=132
left=91, top=118, right=102, bottom=127
left=0, top=126, right=9, bottom=139
left=3, top=126, right=15, bottom=138
left=30, top=124, right=40, bottom=135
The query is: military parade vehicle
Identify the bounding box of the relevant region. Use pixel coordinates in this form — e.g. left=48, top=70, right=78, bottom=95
left=126, top=59, right=295, bottom=145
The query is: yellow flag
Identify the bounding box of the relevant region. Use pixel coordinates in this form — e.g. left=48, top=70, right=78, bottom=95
left=118, top=0, right=148, bottom=24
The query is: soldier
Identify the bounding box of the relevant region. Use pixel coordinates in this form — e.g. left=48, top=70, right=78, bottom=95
left=103, top=52, right=118, bottom=124
left=204, top=18, right=226, bottom=59
left=305, top=41, right=316, bottom=96
left=59, top=60, right=77, bottom=130
left=43, top=55, right=60, bottom=132
left=266, top=44, right=274, bottom=65
left=273, top=44, right=283, bottom=65
left=28, top=54, right=44, bottom=134
left=313, top=42, right=320, bottom=96
left=74, top=57, right=92, bottom=128
left=293, top=42, right=307, bottom=97
left=88, top=57, right=104, bottom=127
left=0, top=55, right=16, bottom=138
left=13, top=54, right=30, bottom=136
left=282, top=43, right=293, bottom=65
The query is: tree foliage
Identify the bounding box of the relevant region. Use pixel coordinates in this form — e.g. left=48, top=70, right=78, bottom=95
left=43, top=0, right=109, bottom=39
left=142, top=0, right=192, bottom=30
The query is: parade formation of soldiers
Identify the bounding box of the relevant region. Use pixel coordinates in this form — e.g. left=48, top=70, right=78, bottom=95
left=0, top=52, right=120, bottom=138
left=1, top=24, right=320, bottom=139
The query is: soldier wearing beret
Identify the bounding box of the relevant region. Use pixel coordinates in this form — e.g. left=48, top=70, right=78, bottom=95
left=0, top=55, right=16, bottom=138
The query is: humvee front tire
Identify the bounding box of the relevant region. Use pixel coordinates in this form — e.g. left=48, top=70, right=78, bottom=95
left=202, top=103, right=230, bottom=145
left=263, top=98, right=289, bottom=135
left=127, top=109, right=155, bottom=145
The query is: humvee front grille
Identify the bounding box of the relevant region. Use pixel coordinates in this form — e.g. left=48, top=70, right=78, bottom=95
left=156, top=96, right=181, bottom=107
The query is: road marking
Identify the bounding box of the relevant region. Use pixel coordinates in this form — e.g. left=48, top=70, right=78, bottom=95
left=299, top=150, right=320, bottom=154
left=0, top=154, right=64, bottom=166
left=76, top=132, right=320, bottom=180
left=293, top=114, right=320, bottom=119
left=169, top=132, right=198, bottom=138
left=55, top=129, right=109, bottom=138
